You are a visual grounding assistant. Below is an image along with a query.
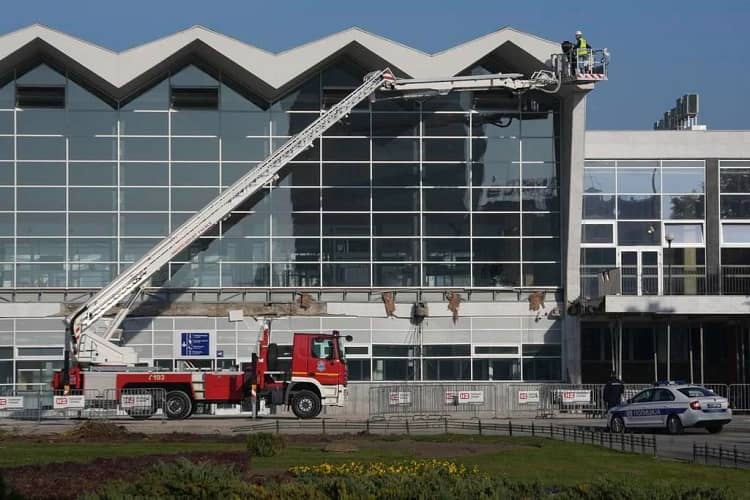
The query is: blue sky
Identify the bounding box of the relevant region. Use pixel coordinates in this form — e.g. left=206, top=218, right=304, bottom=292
left=2, top=0, right=748, bottom=130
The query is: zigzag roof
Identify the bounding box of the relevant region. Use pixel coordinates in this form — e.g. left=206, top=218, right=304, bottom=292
left=0, top=24, right=559, bottom=100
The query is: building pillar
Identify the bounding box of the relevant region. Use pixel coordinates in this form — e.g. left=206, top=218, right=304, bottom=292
left=705, top=159, right=720, bottom=292
left=560, top=85, right=593, bottom=383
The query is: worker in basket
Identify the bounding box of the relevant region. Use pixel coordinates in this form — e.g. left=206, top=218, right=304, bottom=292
left=574, top=30, right=592, bottom=74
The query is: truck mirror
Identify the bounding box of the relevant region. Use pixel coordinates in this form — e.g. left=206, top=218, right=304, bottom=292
left=345, top=335, right=353, bottom=342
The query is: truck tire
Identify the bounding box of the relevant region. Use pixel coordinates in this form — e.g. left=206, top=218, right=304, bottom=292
left=291, top=390, right=321, bottom=419
left=165, top=390, right=193, bottom=420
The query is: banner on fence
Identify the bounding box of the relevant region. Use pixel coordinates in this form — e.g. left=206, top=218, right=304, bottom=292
left=517, top=390, right=540, bottom=404
left=556, top=390, right=592, bottom=404
left=388, top=392, right=411, bottom=405
left=120, top=394, right=152, bottom=409
left=445, top=391, right=484, bottom=405
left=0, top=396, right=24, bottom=410
left=53, top=395, right=85, bottom=409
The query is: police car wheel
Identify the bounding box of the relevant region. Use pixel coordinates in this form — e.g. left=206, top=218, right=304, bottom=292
left=610, top=416, right=625, bottom=433
left=706, top=424, right=723, bottom=434
left=666, top=415, right=683, bottom=435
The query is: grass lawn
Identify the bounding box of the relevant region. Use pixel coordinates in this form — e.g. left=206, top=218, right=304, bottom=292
left=1, top=433, right=748, bottom=497
left=0, top=441, right=246, bottom=467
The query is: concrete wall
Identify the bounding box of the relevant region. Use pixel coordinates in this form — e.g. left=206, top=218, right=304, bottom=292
left=586, top=130, right=750, bottom=159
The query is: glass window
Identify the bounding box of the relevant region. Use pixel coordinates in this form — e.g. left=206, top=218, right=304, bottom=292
left=171, top=110, right=219, bottom=135
left=584, top=168, right=616, bottom=193
left=722, top=223, right=750, bottom=244
left=69, top=137, right=117, bottom=161
left=172, top=137, right=219, bottom=161
left=17, top=213, right=65, bottom=236
left=273, top=238, right=320, bottom=262
left=17, top=239, right=65, bottom=261
left=67, top=111, right=117, bottom=136
left=424, top=239, right=470, bottom=261
left=663, top=195, right=704, bottom=219
left=720, top=195, right=750, bottom=219
left=662, top=168, right=704, bottom=194
left=374, top=263, right=419, bottom=286
left=374, top=239, right=418, bottom=261
left=473, top=358, right=521, bottom=380
left=583, top=195, right=615, bottom=219
left=119, top=111, right=168, bottom=135
left=373, top=138, right=419, bottom=161
left=423, top=263, right=470, bottom=287
left=472, top=239, right=519, bottom=261
left=120, top=214, right=169, bottom=236
left=474, top=188, right=520, bottom=212
left=172, top=188, right=219, bottom=211
left=473, top=213, right=520, bottom=237
left=18, top=163, right=65, bottom=185
left=171, top=163, right=219, bottom=186
left=522, top=238, right=559, bottom=261
left=522, top=358, right=561, bottom=381
left=617, top=221, right=660, bottom=246
left=322, top=164, right=369, bottom=186
left=582, top=224, right=614, bottom=244
left=423, top=164, right=468, bottom=186
left=617, top=195, right=660, bottom=219
left=665, top=223, right=704, bottom=244
left=120, top=188, right=169, bottom=211
left=374, top=214, right=419, bottom=236
left=322, top=188, right=369, bottom=211
left=523, top=263, right=560, bottom=286
left=69, top=213, right=116, bottom=236
left=221, top=111, right=269, bottom=136
left=120, top=137, right=168, bottom=161
left=275, top=213, right=320, bottom=237
left=473, top=263, right=520, bottom=286
left=17, top=137, right=65, bottom=161
left=69, top=188, right=117, bottom=211
left=322, top=138, right=369, bottom=161
left=373, top=188, right=419, bottom=211
left=69, top=163, right=116, bottom=186
left=17, top=109, right=65, bottom=133
left=423, top=214, right=468, bottom=236
left=220, top=238, right=268, bottom=261
left=322, top=213, right=367, bottom=236
left=472, top=162, right=519, bottom=187
left=720, top=168, right=750, bottom=193
left=69, top=238, right=116, bottom=262
left=323, top=263, right=370, bottom=286
left=120, top=163, right=169, bottom=186
left=618, top=168, right=659, bottom=193
left=423, top=359, right=471, bottom=380
left=323, top=239, right=370, bottom=261
left=221, top=263, right=269, bottom=287
left=373, top=164, right=419, bottom=186
left=18, top=188, right=65, bottom=211
left=475, top=346, right=519, bottom=355
left=372, top=113, right=419, bottom=136
left=523, top=213, right=560, bottom=236
left=423, top=189, right=468, bottom=211
left=272, top=263, right=320, bottom=287
left=423, top=113, right=468, bottom=137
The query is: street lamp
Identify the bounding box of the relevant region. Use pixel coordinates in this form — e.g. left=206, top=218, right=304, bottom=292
left=665, top=233, right=674, bottom=295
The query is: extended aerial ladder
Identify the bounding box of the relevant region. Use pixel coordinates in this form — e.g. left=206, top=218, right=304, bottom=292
left=64, top=67, right=563, bottom=378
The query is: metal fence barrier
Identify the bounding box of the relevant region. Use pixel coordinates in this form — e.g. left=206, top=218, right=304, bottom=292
left=0, top=388, right=166, bottom=420
left=369, top=384, right=497, bottom=418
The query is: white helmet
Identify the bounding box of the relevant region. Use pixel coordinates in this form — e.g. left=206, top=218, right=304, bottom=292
left=575, top=30, right=583, bottom=36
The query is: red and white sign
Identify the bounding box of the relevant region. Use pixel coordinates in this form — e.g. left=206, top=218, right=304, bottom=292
left=120, top=394, right=152, bottom=409
left=0, top=396, right=24, bottom=410
left=445, top=391, right=484, bottom=405
left=517, top=390, right=540, bottom=404
left=53, top=395, right=86, bottom=409
left=388, top=392, right=411, bottom=405
left=557, top=390, right=592, bottom=404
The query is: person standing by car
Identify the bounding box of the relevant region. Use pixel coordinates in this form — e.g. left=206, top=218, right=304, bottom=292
left=603, top=371, right=624, bottom=410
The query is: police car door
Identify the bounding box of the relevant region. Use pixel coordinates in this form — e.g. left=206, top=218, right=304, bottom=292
left=651, top=388, right=677, bottom=426
left=624, top=389, right=655, bottom=427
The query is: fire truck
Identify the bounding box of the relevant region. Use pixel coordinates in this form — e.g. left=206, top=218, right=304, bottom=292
left=50, top=63, right=580, bottom=419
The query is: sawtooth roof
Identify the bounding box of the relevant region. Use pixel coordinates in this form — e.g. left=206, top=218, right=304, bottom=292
left=0, top=24, right=560, bottom=101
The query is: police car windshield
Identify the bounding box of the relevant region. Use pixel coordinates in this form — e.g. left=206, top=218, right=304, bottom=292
left=678, top=387, right=715, bottom=398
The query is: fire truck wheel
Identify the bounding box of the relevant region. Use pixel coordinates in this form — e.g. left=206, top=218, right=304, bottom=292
left=291, top=390, right=321, bottom=419
left=165, top=390, right=193, bottom=420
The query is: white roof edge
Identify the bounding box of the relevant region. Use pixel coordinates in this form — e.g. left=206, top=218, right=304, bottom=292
left=0, top=24, right=558, bottom=91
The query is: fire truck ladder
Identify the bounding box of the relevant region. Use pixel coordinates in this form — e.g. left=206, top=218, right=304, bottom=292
left=67, top=67, right=560, bottom=367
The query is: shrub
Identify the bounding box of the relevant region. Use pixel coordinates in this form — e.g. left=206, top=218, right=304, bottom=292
left=247, top=432, right=286, bottom=458
left=82, top=459, right=257, bottom=500
left=0, top=471, right=23, bottom=500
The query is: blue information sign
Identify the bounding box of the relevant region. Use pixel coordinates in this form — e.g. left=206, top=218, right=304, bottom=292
left=181, top=332, right=210, bottom=356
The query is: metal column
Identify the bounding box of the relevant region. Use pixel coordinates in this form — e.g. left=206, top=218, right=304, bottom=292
left=700, top=322, right=705, bottom=385
left=666, top=320, right=671, bottom=381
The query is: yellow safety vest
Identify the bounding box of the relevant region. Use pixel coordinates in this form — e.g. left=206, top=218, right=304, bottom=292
left=577, top=37, right=589, bottom=57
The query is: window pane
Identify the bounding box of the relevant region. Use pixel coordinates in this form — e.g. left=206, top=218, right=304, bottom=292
left=17, top=213, right=65, bottom=236
left=473, top=359, right=521, bottom=380
left=69, top=188, right=117, bottom=211
left=582, top=224, right=614, bottom=244
left=374, top=214, right=419, bottom=236
left=373, top=138, right=419, bottom=161
left=69, top=137, right=117, bottom=161
left=18, top=188, right=65, bottom=211
left=172, top=188, right=219, bottom=211
left=523, top=263, right=560, bottom=286
left=374, top=264, right=419, bottom=286
left=322, top=213, right=367, bottom=236
left=423, top=264, right=469, bottom=286
left=18, top=163, right=65, bottom=185
left=322, top=163, right=369, bottom=186
left=474, top=188, right=520, bottom=211
left=617, top=221, right=660, bottom=246
left=69, top=239, right=116, bottom=262
left=618, top=168, right=660, bottom=193
left=17, top=137, right=65, bottom=160
left=423, top=359, right=471, bottom=380
left=272, top=238, right=320, bottom=262
left=720, top=168, right=750, bottom=193
left=67, top=111, right=117, bottom=136
left=272, top=263, right=320, bottom=287
left=17, top=239, right=65, bottom=261
left=120, top=111, right=168, bottom=135
left=618, top=195, right=660, bottom=219
left=221, top=263, right=269, bottom=287
left=275, top=213, right=320, bottom=237
left=323, top=263, right=370, bottom=286
left=322, top=188, right=369, bottom=211
left=121, top=163, right=169, bottom=186
left=423, top=164, right=468, bottom=186
left=720, top=195, right=750, bottom=219
left=374, top=239, right=418, bottom=261
left=584, top=168, right=616, bottom=193
left=473, top=213, right=519, bottom=236
left=583, top=195, right=615, bottom=219
left=322, top=138, right=369, bottom=161
left=522, top=358, right=561, bottom=381
left=69, top=163, right=116, bottom=186
left=423, top=113, right=468, bottom=137
left=17, top=109, right=65, bottom=134
left=322, top=239, right=370, bottom=261
left=373, top=164, right=419, bottom=186
left=423, top=189, right=468, bottom=211
left=120, top=214, right=169, bottom=236
left=662, top=168, right=704, bottom=194
left=423, top=214, right=468, bottom=236
left=473, top=263, right=520, bottom=286
left=120, top=138, right=168, bottom=161
left=523, top=213, right=560, bottom=236
left=172, top=163, right=219, bottom=186
left=665, top=224, right=703, bottom=244
left=121, top=188, right=169, bottom=211
left=172, top=138, right=219, bottom=161
left=521, top=138, right=556, bottom=162
left=373, top=188, right=419, bottom=211
left=372, top=113, right=419, bottom=136
left=171, top=110, right=219, bottom=135
left=424, top=239, right=470, bottom=261
left=663, top=195, right=704, bottom=219
left=472, top=162, right=519, bottom=187
left=472, top=239, right=519, bottom=261
left=522, top=163, right=557, bottom=187
left=723, top=223, right=750, bottom=244
left=522, top=238, right=559, bottom=261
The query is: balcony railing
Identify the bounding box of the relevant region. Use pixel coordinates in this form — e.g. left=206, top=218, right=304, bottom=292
left=581, top=265, right=750, bottom=297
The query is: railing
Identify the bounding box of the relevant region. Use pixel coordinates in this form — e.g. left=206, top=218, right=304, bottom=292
left=581, top=265, right=750, bottom=297
left=693, top=442, right=750, bottom=468
left=551, top=49, right=609, bottom=82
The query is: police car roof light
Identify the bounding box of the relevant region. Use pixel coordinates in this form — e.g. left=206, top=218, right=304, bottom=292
left=654, top=380, right=685, bottom=386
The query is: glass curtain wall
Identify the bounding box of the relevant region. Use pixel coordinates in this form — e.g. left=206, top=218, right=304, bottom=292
left=0, top=60, right=561, bottom=289
left=580, top=160, right=705, bottom=297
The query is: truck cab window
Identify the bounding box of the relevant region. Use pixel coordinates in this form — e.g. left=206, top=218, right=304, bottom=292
left=312, top=338, right=334, bottom=359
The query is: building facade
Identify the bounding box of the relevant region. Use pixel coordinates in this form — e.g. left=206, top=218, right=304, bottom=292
left=0, top=25, right=746, bottom=395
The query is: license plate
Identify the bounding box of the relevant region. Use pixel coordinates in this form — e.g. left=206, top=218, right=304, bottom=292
left=707, top=403, right=721, bottom=409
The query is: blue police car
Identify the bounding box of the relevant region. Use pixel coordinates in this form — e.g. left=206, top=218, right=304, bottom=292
left=607, top=383, right=731, bottom=435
